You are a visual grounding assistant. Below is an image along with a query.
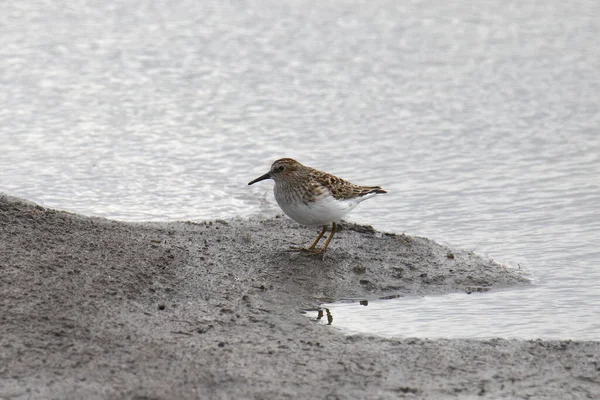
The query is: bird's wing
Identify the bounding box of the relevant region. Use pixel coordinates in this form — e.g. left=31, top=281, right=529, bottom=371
left=310, top=169, right=387, bottom=201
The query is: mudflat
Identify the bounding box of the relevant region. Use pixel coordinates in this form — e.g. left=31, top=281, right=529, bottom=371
left=1, top=194, right=598, bottom=399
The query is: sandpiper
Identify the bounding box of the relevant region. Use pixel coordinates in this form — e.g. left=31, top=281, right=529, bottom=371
left=248, top=158, right=387, bottom=254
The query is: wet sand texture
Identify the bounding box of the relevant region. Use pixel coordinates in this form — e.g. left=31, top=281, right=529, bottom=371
left=1, top=194, right=598, bottom=399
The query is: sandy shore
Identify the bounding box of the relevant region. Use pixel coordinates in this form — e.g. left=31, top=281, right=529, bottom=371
left=1, top=194, right=598, bottom=399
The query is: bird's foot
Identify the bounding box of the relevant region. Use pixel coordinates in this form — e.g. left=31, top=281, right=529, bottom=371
left=285, top=246, right=325, bottom=256
left=300, top=248, right=327, bottom=260
left=303, top=247, right=323, bottom=255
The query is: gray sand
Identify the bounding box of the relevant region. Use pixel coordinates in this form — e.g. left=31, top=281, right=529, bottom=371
left=1, top=194, right=598, bottom=399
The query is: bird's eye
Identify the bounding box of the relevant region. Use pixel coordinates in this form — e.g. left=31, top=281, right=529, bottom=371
left=277, top=165, right=285, bottom=172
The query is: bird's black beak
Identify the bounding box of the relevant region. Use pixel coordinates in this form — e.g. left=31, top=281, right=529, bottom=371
left=248, top=172, right=271, bottom=185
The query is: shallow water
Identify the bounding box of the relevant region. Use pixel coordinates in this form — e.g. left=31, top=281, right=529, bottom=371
left=1, top=0, right=599, bottom=340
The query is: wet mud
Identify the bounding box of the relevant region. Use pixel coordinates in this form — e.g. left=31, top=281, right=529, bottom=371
left=1, top=194, right=598, bottom=399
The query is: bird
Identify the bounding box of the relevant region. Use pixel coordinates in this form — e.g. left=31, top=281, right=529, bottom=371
left=248, top=158, right=387, bottom=254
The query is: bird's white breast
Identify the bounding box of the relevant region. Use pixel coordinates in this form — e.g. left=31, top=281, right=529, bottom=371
left=274, top=189, right=361, bottom=226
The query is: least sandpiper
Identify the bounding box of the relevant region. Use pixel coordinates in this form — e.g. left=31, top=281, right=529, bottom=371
left=248, top=158, right=387, bottom=254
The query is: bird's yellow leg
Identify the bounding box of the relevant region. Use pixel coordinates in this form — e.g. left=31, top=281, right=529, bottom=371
left=320, top=222, right=337, bottom=254
left=308, top=225, right=328, bottom=251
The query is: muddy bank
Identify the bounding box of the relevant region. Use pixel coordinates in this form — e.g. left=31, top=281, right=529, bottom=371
left=1, top=194, right=598, bottom=399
